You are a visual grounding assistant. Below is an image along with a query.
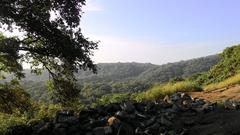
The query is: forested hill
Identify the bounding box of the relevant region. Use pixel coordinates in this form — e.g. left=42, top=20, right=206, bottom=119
left=20, top=63, right=156, bottom=82
left=137, top=55, right=220, bottom=83
left=21, top=55, right=220, bottom=102
left=22, top=55, right=220, bottom=83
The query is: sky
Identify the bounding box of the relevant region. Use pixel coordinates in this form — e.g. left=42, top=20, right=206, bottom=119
left=1, top=0, right=240, bottom=65
left=81, top=0, right=240, bottom=65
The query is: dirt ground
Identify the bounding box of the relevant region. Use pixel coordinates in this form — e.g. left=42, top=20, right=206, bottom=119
left=189, top=84, right=240, bottom=102
left=185, top=85, right=240, bottom=135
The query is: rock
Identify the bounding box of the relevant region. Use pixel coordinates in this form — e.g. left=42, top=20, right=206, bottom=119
left=107, top=116, right=120, bottom=126
left=140, top=116, right=156, bottom=128
left=183, top=119, right=196, bottom=126
left=10, top=92, right=219, bottom=135
left=164, top=95, right=172, bottom=104
left=224, top=99, right=240, bottom=110
left=90, top=118, right=108, bottom=128
left=6, top=125, right=32, bottom=135
left=115, top=123, right=134, bottom=135
left=172, top=104, right=182, bottom=113
left=193, top=98, right=205, bottom=106
left=67, top=125, right=82, bottom=135
left=120, top=101, right=135, bottom=113
left=105, top=103, right=121, bottom=114
left=160, top=116, right=173, bottom=127
left=35, top=123, right=53, bottom=135
left=52, top=128, right=66, bottom=135
left=171, top=93, right=181, bottom=102
left=95, top=105, right=108, bottom=116
left=181, top=93, right=192, bottom=101
left=92, top=126, right=112, bottom=135
left=55, top=110, right=75, bottom=123
left=54, top=123, right=68, bottom=129
left=135, top=111, right=148, bottom=120
left=145, top=123, right=161, bottom=134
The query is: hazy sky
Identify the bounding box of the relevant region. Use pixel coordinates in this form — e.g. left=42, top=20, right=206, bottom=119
left=1, top=0, right=240, bottom=65
left=81, top=0, right=240, bottom=65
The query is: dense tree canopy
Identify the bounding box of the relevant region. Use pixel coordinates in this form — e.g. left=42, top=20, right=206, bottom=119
left=0, top=0, right=98, bottom=103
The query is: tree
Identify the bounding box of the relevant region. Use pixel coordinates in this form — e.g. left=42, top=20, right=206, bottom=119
left=0, top=80, right=31, bottom=114
left=0, top=0, right=98, bottom=104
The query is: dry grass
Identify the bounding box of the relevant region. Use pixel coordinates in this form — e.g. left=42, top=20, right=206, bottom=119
left=204, top=74, right=240, bottom=92
left=144, top=81, right=202, bottom=100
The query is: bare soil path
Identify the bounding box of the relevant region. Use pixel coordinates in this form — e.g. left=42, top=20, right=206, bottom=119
left=188, top=84, right=240, bottom=102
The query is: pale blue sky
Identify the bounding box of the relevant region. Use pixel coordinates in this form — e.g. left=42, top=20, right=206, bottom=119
left=81, top=0, right=240, bottom=65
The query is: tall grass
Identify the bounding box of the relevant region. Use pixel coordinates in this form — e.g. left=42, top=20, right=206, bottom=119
left=204, top=74, right=240, bottom=91
left=144, top=81, right=202, bottom=100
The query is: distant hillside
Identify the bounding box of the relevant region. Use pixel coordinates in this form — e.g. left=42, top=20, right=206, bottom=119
left=20, top=55, right=220, bottom=102
left=137, top=55, right=220, bottom=83
left=21, top=62, right=156, bottom=82
left=21, top=55, right=220, bottom=83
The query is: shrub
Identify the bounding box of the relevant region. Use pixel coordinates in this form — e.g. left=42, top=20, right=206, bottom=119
left=33, top=103, right=63, bottom=120
left=94, top=93, right=130, bottom=106
left=0, top=80, right=32, bottom=114
left=0, top=113, right=27, bottom=135
left=131, top=92, right=146, bottom=102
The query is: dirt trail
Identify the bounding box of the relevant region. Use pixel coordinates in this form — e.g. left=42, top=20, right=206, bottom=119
left=188, top=84, right=240, bottom=102
left=186, top=85, right=240, bottom=135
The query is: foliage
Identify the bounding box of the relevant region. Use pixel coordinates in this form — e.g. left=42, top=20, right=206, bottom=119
left=196, top=45, right=240, bottom=85
left=0, top=0, right=98, bottom=103
left=22, top=81, right=49, bottom=102
left=46, top=80, right=81, bottom=105
left=144, top=81, right=202, bottom=100
left=95, top=93, right=130, bottom=105
left=130, top=92, right=146, bottom=102
left=0, top=80, right=31, bottom=114
left=0, top=113, right=27, bottom=135
left=33, top=103, right=62, bottom=120
left=204, top=74, right=240, bottom=91
left=0, top=34, right=24, bottom=79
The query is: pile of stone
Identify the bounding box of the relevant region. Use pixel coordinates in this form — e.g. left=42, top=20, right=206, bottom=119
left=8, top=93, right=217, bottom=135
left=224, top=99, right=240, bottom=110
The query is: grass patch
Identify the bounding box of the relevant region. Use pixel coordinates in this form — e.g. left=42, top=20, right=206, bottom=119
left=204, top=74, right=240, bottom=91
left=144, top=81, right=202, bottom=100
